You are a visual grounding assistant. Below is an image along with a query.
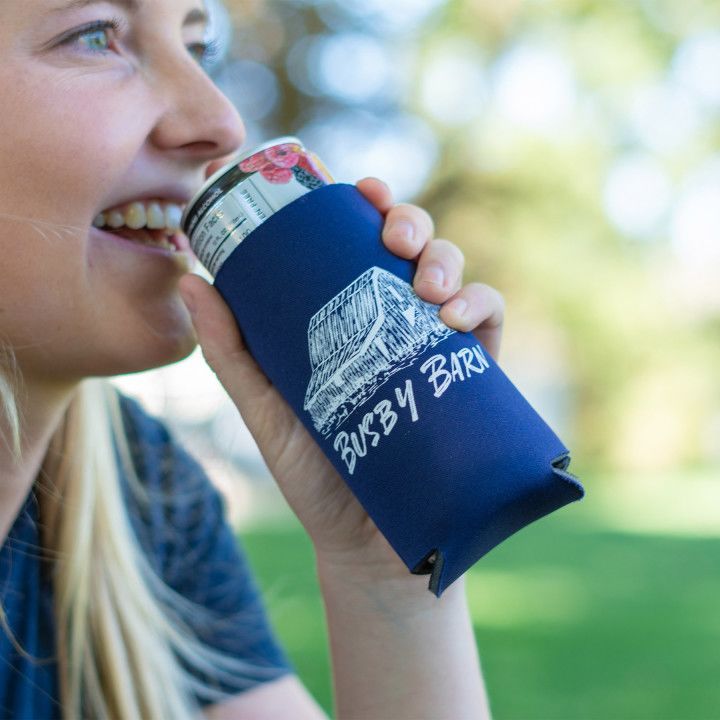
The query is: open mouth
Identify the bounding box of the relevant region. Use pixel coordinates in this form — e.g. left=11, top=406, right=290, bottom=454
left=93, top=200, right=188, bottom=252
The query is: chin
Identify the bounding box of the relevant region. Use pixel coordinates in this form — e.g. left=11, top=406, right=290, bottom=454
left=138, top=327, right=199, bottom=372
left=152, top=338, right=197, bottom=370
left=100, top=318, right=199, bottom=378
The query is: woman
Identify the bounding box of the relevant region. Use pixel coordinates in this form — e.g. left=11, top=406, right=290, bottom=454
left=0, top=0, right=503, bottom=717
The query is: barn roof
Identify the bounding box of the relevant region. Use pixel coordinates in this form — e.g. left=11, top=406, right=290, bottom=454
left=306, top=318, right=381, bottom=403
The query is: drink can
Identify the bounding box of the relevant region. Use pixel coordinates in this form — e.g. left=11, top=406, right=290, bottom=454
left=182, top=137, right=335, bottom=277
left=179, top=137, right=583, bottom=598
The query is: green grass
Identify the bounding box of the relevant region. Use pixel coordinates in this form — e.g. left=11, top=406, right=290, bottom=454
left=239, top=475, right=720, bottom=719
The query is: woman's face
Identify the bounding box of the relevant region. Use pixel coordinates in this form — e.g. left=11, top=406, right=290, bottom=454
left=0, top=0, right=245, bottom=383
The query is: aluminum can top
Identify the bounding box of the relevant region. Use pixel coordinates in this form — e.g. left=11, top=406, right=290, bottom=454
left=181, top=137, right=335, bottom=276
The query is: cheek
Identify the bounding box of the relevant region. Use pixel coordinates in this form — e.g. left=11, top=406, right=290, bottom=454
left=0, top=69, right=195, bottom=375
left=0, top=229, right=195, bottom=378
left=0, top=239, right=83, bottom=362
left=0, top=71, right=152, bottom=223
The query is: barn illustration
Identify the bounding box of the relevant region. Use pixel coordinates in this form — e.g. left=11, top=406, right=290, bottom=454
left=304, top=266, right=455, bottom=436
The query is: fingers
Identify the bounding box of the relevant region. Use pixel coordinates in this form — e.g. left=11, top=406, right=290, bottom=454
left=360, top=183, right=453, bottom=302
left=439, top=283, right=505, bottom=361
left=177, top=273, right=272, bottom=412
left=355, top=177, right=394, bottom=215
left=413, top=238, right=465, bottom=305
left=355, top=179, right=503, bottom=360
left=356, top=178, right=436, bottom=259
left=382, top=204, right=436, bottom=260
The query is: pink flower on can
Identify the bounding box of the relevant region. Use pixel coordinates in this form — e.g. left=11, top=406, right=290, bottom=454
left=239, top=151, right=268, bottom=173
left=264, top=144, right=301, bottom=169
left=260, top=165, right=294, bottom=183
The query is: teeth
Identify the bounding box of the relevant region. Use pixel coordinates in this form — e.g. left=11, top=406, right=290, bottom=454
left=107, top=210, right=125, bottom=229
left=165, top=205, right=183, bottom=230
left=146, top=202, right=165, bottom=229
left=125, top=202, right=147, bottom=230
left=114, top=227, right=179, bottom=251
left=142, top=237, right=176, bottom=251
left=94, top=200, right=186, bottom=232
left=137, top=238, right=178, bottom=251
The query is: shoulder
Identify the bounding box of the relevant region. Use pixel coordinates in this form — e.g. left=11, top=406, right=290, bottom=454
left=114, top=389, right=216, bottom=510
left=110, top=390, right=296, bottom=694
left=111, top=390, right=228, bottom=579
left=115, top=390, right=203, bottom=491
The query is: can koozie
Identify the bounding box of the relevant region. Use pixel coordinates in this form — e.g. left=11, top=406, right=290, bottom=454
left=208, top=182, right=584, bottom=596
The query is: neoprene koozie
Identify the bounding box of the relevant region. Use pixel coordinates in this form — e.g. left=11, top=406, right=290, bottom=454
left=212, top=183, right=584, bottom=596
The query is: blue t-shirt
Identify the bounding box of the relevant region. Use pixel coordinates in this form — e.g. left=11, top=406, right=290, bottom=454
left=0, top=391, right=294, bottom=719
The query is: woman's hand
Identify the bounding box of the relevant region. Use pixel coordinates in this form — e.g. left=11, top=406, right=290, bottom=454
left=177, top=177, right=504, bottom=580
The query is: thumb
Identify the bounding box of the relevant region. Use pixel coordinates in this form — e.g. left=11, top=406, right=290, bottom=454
left=178, top=273, right=273, bottom=412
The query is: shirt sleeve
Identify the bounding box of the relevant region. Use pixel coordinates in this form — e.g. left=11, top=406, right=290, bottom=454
left=115, top=391, right=295, bottom=702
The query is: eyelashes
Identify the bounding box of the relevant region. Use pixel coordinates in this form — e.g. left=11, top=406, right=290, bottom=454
left=57, top=17, right=126, bottom=55
left=188, top=37, right=224, bottom=69
left=58, top=17, right=225, bottom=71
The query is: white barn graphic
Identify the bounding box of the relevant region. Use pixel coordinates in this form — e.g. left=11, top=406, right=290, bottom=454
left=304, top=267, right=455, bottom=436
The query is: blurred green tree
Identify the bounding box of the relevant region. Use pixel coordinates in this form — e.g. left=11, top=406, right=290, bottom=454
left=219, top=0, right=720, bottom=476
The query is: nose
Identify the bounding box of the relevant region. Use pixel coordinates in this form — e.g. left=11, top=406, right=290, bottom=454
left=150, top=59, right=246, bottom=165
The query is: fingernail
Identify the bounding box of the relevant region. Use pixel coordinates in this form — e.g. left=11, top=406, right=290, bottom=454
left=446, top=298, right=467, bottom=318
left=389, top=220, right=415, bottom=245
left=419, top=264, right=445, bottom=287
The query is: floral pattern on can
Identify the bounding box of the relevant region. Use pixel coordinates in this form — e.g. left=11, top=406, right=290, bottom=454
left=239, top=143, right=329, bottom=190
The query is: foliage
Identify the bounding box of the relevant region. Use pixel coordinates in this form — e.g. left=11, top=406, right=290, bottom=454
left=219, top=0, right=720, bottom=474
left=217, top=6, right=720, bottom=715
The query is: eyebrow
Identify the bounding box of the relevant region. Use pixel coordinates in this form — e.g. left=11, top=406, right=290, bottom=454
left=51, top=0, right=209, bottom=27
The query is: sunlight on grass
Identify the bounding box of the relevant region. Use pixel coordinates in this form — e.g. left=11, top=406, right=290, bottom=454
left=466, top=568, right=588, bottom=627
left=588, top=469, right=720, bottom=538
left=240, top=469, right=720, bottom=719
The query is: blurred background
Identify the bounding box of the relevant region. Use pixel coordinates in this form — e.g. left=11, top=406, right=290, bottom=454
left=111, top=0, right=720, bottom=717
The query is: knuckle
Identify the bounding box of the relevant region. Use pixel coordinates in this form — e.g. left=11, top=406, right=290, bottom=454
left=417, top=206, right=435, bottom=233
left=386, top=203, right=412, bottom=222
left=484, top=283, right=504, bottom=307
left=468, top=282, right=505, bottom=318
left=425, top=237, right=446, bottom=254
left=466, top=281, right=486, bottom=293
left=430, top=238, right=464, bottom=266
left=394, top=203, right=434, bottom=234
left=468, top=281, right=491, bottom=297
left=453, top=244, right=466, bottom=267
left=446, top=238, right=464, bottom=262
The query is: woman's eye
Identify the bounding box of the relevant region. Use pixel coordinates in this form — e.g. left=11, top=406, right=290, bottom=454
left=59, top=19, right=122, bottom=55
left=57, top=21, right=222, bottom=70
left=80, top=28, right=111, bottom=52
left=187, top=39, right=222, bottom=70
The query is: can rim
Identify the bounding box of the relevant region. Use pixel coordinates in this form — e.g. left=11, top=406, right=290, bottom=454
left=181, top=136, right=304, bottom=233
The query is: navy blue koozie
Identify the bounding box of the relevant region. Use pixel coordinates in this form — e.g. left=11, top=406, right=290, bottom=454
left=212, top=183, right=584, bottom=596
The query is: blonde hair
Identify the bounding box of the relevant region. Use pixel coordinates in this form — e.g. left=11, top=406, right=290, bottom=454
left=0, top=354, right=279, bottom=719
